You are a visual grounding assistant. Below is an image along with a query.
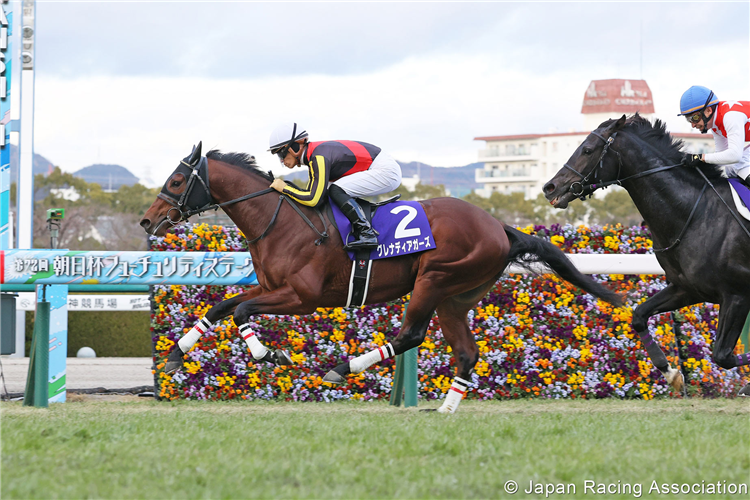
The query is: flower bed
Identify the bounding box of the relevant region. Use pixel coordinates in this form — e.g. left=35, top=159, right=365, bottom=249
left=150, top=223, right=749, bottom=401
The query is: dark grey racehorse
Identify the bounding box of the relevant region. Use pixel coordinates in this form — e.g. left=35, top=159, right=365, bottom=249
left=543, top=114, right=750, bottom=396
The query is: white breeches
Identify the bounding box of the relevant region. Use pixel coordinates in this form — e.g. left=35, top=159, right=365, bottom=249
left=332, top=151, right=402, bottom=198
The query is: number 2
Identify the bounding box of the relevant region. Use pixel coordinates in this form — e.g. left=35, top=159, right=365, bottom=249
left=390, top=205, right=421, bottom=239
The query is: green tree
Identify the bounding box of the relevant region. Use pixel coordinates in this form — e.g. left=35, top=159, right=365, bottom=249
left=111, top=183, right=161, bottom=215
left=376, top=182, right=446, bottom=202
left=29, top=167, right=152, bottom=250
left=586, top=188, right=642, bottom=226
left=462, top=191, right=547, bottom=226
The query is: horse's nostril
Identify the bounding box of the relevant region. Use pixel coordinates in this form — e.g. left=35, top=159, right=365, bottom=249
left=543, top=182, right=555, bottom=194
left=140, top=218, right=151, bottom=229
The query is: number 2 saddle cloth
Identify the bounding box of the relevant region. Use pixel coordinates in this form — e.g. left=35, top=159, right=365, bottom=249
left=327, top=197, right=436, bottom=261
left=325, top=196, right=436, bottom=307
left=728, top=178, right=750, bottom=221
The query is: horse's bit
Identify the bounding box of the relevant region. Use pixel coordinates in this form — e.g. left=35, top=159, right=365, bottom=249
left=564, top=130, right=750, bottom=251
left=157, top=155, right=328, bottom=245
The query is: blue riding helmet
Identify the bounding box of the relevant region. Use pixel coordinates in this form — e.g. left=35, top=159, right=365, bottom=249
left=678, top=86, right=719, bottom=116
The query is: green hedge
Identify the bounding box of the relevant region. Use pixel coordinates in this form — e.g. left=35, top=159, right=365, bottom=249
left=25, top=310, right=151, bottom=357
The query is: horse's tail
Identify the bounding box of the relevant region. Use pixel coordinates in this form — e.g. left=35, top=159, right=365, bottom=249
left=503, top=224, right=624, bottom=306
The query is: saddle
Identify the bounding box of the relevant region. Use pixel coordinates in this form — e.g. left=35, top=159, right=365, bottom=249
left=727, top=178, right=750, bottom=221
left=325, top=195, right=400, bottom=308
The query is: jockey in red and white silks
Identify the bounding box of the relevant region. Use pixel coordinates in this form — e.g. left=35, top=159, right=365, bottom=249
left=678, top=86, right=750, bottom=183
left=268, top=123, right=402, bottom=251
left=707, top=101, right=750, bottom=181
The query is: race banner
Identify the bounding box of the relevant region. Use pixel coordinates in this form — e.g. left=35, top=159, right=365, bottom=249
left=0, top=250, right=259, bottom=286
left=15, top=292, right=151, bottom=311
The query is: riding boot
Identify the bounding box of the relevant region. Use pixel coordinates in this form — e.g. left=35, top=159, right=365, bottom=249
left=338, top=199, right=379, bottom=250
left=328, top=185, right=378, bottom=250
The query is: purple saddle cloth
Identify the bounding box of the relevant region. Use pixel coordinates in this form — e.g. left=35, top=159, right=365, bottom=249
left=331, top=200, right=436, bottom=260
left=728, top=178, right=750, bottom=210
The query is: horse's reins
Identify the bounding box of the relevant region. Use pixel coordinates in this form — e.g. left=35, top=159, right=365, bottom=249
left=157, top=156, right=329, bottom=245
left=565, top=131, right=750, bottom=251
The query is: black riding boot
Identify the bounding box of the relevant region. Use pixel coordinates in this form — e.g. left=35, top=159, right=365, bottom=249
left=329, top=185, right=378, bottom=251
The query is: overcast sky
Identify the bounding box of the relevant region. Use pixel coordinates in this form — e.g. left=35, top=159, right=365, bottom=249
left=24, top=1, right=750, bottom=186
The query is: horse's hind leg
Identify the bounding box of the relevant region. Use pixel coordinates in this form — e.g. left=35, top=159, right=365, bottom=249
left=708, top=295, right=750, bottom=397
left=431, top=300, right=482, bottom=413
left=632, top=283, right=698, bottom=393
left=322, top=285, right=440, bottom=385
left=711, top=295, right=750, bottom=369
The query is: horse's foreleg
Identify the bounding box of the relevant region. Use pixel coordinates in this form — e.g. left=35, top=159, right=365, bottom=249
left=233, top=285, right=310, bottom=366
left=632, top=284, right=697, bottom=393
left=165, top=287, right=263, bottom=374
left=322, top=288, right=438, bottom=385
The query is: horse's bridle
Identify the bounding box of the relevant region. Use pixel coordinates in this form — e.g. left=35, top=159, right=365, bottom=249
left=157, top=156, right=215, bottom=225
left=563, top=129, right=750, bottom=251
left=155, top=155, right=329, bottom=245
left=562, top=131, right=623, bottom=199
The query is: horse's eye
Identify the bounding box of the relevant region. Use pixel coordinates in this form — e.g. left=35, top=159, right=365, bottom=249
left=171, top=180, right=180, bottom=188
left=583, top=147, right=593, bottom=155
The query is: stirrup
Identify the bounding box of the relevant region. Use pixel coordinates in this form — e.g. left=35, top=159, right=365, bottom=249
left=344, top=234, right=378, bottom=251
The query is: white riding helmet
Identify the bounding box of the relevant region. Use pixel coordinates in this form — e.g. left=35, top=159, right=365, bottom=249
left=268, top=122, right=309, bottom=153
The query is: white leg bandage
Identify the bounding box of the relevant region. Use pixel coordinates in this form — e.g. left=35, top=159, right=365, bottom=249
left=239, top=324, right=269, bottom=360
left=178, top=317, right=212, bottom=353
left=349, top=343, right=395, bottom=374
left=437, top=377, right=470, bottom=414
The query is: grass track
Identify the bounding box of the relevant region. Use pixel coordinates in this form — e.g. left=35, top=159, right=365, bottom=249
left=2, top=398, right=748, bottom=499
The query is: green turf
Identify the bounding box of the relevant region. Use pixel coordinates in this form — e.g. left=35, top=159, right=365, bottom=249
left=2, top=399, right=748, bottom=499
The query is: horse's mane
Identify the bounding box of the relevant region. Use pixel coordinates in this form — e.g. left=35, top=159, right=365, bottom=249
left=600, top=114, right=725, bottom=181
left=206, top=149, right=275, bottom=181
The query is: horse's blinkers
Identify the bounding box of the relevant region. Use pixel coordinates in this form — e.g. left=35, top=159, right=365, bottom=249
left=157, top=155, right=214, bottom=222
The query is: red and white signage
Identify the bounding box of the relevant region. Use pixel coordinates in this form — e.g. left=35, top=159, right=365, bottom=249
left=581, top=79, right=655, bottom=115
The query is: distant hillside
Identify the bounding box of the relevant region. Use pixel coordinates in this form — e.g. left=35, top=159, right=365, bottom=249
left=398, top=161, right=482, bottom=190
left=284, top=160, right=482, bottom=196
left=6, top=146, right=141, bottom=191
left=8, top=144, right=56, bottom=179
left=73, top=164, right=139, bottom=190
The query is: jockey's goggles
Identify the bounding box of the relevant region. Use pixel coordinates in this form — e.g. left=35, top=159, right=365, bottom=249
left=272, top=146, right=289, bottom=160
left=684, top=91, right=716, bottom=124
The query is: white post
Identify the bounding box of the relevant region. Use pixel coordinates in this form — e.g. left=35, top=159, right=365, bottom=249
left=16, top=0, right=33, bottom=249
left=12, top=308, right=25, bottom=357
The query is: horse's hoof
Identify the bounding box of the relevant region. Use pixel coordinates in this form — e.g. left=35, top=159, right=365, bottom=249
left=164, top=361, right=182, bottom=374
left=665, top=366, right=684, bottom=393
left=164, top=345, right=186, bottom=374
left=274, top=349, right=294, bottom=366
left=322, top=370, right=346, bottom=385
left=738, top=384, right=750, bottom=397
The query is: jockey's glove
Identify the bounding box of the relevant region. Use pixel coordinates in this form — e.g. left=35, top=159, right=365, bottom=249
left=683, top=154, right=703, bottom=168
left=270, top=178, right=286, bottom=193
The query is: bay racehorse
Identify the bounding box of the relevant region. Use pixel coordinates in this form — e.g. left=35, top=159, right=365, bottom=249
left=141, top=142, right=623, bottom=412
left=543, top=114, right=750, bottom=396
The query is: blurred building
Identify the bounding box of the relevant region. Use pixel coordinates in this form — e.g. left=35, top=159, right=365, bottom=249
left=474, top=79, right=710, bottom=198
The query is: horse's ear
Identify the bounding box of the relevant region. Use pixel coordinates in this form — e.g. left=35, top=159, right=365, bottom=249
left=189, top=141, right=202, bottom=164
left=613, top=114, right=627, bottom=131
